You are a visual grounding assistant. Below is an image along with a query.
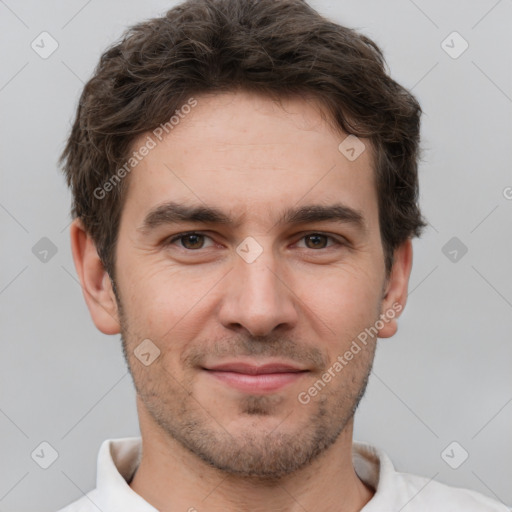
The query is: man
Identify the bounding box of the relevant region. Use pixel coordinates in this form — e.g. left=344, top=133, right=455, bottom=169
left=57, top=0, right=508, bottom=510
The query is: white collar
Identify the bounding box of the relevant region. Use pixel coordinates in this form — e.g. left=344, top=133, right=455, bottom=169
left=92, top=436, right=397, bottom=511
left=70, top=436, right=506, bottom=511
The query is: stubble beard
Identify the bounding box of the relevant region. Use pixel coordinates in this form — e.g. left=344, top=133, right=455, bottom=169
left=114, top=283, right=377, bottom=481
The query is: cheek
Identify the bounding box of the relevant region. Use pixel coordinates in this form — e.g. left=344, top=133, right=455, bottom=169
left=116, top=235, right=384, bottom=347
left=120, top=261, right=222, bottom=342
left=300, top=265, right=382, bottom=343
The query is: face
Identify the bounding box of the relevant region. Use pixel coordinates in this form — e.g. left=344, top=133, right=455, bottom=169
left=104, top=91, right=404, bottom=479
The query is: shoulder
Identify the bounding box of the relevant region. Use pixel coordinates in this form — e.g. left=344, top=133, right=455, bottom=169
left=393, top=470, right=510, bottom=511
left=352, top=442, right=509, bottom=512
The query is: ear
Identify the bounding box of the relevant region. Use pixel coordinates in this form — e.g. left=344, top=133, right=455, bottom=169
left=377, top=239, right=413, bottom=339
left=69, top=218, right=121, bottom=335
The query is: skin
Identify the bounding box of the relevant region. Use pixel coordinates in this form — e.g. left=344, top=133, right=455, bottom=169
left=70, top=90, right=413, bottom=512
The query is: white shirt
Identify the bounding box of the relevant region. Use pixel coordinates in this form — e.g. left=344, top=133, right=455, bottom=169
left=57, top=437, right=509, bottom=512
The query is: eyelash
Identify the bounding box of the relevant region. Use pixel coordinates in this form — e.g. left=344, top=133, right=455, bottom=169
left=166, top=231, right=346, bottom=251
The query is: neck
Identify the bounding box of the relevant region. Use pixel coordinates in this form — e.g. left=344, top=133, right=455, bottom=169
left=129, top=409, right=374, bottom=512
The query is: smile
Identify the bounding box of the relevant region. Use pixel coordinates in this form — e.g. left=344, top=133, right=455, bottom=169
left=202, top=362, right=309, bottom=393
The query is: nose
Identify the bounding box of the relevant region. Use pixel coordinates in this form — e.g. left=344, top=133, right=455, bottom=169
left=218, top=246, right=299, bottom=337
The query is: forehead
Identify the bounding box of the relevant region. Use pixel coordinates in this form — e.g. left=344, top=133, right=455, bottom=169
left=121, top=91, right=378, bottom=232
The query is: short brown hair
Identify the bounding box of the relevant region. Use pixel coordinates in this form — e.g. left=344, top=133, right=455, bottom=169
left=60, top=0, right=427, bottom=282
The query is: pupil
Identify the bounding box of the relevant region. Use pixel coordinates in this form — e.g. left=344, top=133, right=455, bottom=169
left=182, top=235, right=327, bottom=250
left=184, top=234, right=203, bottom=249
left=307, top=234, right=326, bottom=249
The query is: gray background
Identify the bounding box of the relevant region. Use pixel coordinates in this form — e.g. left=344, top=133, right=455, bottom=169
left=0, top=0, right=511, bottom=510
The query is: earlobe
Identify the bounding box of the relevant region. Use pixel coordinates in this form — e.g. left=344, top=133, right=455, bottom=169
left=377, top=239, right=413, bottom=339
left=69, top=219, right=121, bottom=335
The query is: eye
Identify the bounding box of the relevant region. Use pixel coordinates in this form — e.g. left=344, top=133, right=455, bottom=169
left=296, top=233, right=343, bottom=250
left=166, top=231, right=345, bottom=252
left=167, top=232, right=214, bottom=250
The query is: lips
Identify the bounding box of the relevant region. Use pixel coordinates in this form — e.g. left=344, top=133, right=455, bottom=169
left=203, top=361, right=308, bottom=393
left=205, top=362, right=306, bottom=374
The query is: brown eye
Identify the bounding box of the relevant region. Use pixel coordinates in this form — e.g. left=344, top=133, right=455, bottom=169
left=168, top=232, right=212, bottom=250
left=180, top=234, right=205, bottom=249
left=304, top=234, right=330, bottom=249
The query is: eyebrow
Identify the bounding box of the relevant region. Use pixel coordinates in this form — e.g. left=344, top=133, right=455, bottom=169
left=137, top=201, right=367, bottom=235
